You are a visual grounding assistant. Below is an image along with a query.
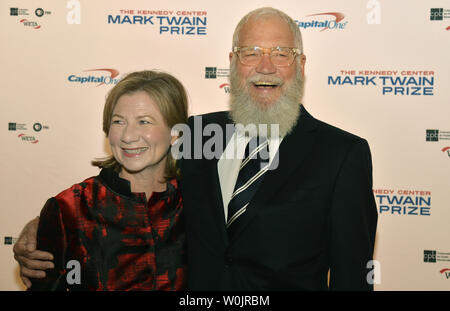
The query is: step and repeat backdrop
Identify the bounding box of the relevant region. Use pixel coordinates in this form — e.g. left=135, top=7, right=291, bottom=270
left=1, top=0, right=449, bottom=290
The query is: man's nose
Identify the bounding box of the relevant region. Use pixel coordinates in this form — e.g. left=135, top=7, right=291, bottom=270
left=255, top=53, right=277, bottom=74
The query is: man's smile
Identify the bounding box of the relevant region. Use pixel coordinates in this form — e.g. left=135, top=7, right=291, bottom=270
left=252, top=81, right=280, bottom=88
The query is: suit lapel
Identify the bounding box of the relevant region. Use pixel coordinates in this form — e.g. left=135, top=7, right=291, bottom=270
left=228, top=106, right=319, bottom=243
left=205, top=113, right=236, bottom=247
left=208, top=157, right=229, bottom=246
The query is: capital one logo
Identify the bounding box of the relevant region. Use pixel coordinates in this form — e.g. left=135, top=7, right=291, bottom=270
left=308, top=12, right=346, bottom=31
left=442, top=147, right=450, bottom=157
left=67, top=68, right=120, bottom=86
left=85, top=68, right=120, bottom=86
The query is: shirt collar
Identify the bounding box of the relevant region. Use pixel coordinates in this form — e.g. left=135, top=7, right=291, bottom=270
left=98, top=167, right=178, bottom=201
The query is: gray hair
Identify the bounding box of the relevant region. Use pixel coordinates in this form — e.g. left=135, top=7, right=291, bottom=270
left=232, top=7, right=303, bottom=53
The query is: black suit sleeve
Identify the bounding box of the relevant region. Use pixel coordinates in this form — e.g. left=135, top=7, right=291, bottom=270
left=28, top=198, right=68, bottom=291
left=329, top=139, right=378, bottom=290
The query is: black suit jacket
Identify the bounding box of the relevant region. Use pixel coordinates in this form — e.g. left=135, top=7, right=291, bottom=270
left=179, top=105, right=378, bottom=290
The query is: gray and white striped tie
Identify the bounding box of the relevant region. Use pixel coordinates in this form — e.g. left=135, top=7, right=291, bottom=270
left=226, top=136, right=269, bottom=233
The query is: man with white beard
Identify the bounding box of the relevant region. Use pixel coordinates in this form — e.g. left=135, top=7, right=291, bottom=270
left=14, top=7, right=377, bottom=291
left=180, top=7, right=378, bottom=290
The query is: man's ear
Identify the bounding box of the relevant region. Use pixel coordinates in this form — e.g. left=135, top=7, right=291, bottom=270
left=229, top=52, right=234, bottom=63
left=300, top=54, right=306, bottom=76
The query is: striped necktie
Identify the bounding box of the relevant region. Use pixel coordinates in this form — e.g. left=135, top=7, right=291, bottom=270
left=226, top=136, right=269, bottom=233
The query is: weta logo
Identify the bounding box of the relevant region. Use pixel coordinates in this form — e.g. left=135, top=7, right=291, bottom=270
left=18, top=133, right=38, bottom=144
left=440, top=268, right=450, bottom=279
left=20, top=18, right=41, bottom=29
left=220, top=83, right=230, bottom=93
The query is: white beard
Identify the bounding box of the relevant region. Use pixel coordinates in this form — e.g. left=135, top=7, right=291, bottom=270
left=229, top=59, right=305, bottom=138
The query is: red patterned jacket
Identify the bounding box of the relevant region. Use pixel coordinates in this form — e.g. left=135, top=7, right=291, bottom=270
left=29, top=168, right=186, bottom=291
